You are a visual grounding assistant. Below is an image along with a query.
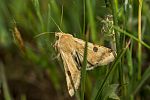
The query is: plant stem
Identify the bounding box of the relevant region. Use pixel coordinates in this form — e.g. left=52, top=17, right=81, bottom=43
left=86, top=0, right=97, bottom=41
left=113, top=26, right=150, bottom=49
left=0, top=62, right=12, bottom=100
left=138, top=0, right=143, bottom=80
left=80, top=0, right=87, bottom=100
left=111, top=0, right=125, bottom=96
left=95, top=40, right=130, bottom=100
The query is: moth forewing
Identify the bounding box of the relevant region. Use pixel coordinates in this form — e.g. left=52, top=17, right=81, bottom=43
left=60, top=50, right=80, bottom=96
left=73, top=37, right=115, bottom=70
left=55, top=32, right=80, bottom=96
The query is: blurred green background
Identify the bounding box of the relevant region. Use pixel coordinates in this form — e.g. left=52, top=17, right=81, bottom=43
left=0, top=0, right=150, bottom=100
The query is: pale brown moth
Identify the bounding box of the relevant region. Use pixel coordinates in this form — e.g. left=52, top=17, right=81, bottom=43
left=54, top=32, right=115, bottom=96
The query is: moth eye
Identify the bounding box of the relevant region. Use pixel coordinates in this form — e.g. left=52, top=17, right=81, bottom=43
left=108, top=49, right=113, bottom=53
left=93, top=46, right=98, bottom=52
left=56, top=35, right=59, bottom=40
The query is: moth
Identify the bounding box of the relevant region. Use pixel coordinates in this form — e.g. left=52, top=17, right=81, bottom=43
left=54, top=32, right=115, bottom=96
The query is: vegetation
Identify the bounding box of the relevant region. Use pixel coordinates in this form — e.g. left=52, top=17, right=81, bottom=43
left=0, top=0, right=150, bottom=100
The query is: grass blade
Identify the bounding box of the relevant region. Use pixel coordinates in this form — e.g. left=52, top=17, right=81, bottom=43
left=80, top=0, right=87, bottom=99
left=95, top=40, right=130, bottom=100
left=33, top=0, right=44, bottom=31
left=113, top=26, right=150, bottom=49
left=133, top=66, right=150, bottom=95
left=0, top=62, right=12, bottom=100
left=80, top=40, right=88, bottom=100
left=86, top=0, right=97, bottom=41
left=137, top=0, right=143, bottom=80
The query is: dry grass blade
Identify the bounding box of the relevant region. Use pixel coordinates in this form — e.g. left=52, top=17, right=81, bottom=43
left=12, top=26, right=25, bottom=54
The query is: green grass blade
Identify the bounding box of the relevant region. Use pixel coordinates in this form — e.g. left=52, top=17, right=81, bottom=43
left=0, top=62, right=12, bottom=100
left=110, top=0, right=120, bottom=52
left=126, top=43, right=133, bottom=76
left=113, top=26, right=150, bottom=49
left=80, top=0, right=87, bottom=99
left=80, top=40, right=88, bottom=100
left=132, top=66, right=150, bottom=95
left=110, top=0, right=125, bottom=96
left=33, top=0, right=44, bottom=31
left=137, top=0, right=143, bottom=80
left=95, top=41, right=130, bottom=100
left=82, top=0, right=85, bottom=35
left=47, top=4, right=51, bottom=32
left=86, top=0, right=97, bottom=41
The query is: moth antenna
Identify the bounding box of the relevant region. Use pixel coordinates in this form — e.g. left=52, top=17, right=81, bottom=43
left=50, top=16, right=63, bottom=32
left=34, top=32, right=55, bottom=38
left=60, top=5, right=63, bottom=27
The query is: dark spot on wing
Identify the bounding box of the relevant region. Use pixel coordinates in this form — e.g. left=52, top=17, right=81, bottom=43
left=72, top=52, right=82, bottom=70
left=93, top=46, right=98, bottom=52
left=76, top=52, right=82, bottom=69
left=99, top=52, right=107, bottom=61
left=67, top=71, right=71, bottom=76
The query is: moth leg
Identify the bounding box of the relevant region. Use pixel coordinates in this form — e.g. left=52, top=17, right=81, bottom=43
left=52, top=53, right=60, bottom=60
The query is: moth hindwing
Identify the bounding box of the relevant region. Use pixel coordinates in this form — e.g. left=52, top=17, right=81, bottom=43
left=54, top=32, right=115, bottom=96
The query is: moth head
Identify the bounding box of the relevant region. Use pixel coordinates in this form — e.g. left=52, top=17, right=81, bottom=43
left=55, top=32, right=64, bottom=40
